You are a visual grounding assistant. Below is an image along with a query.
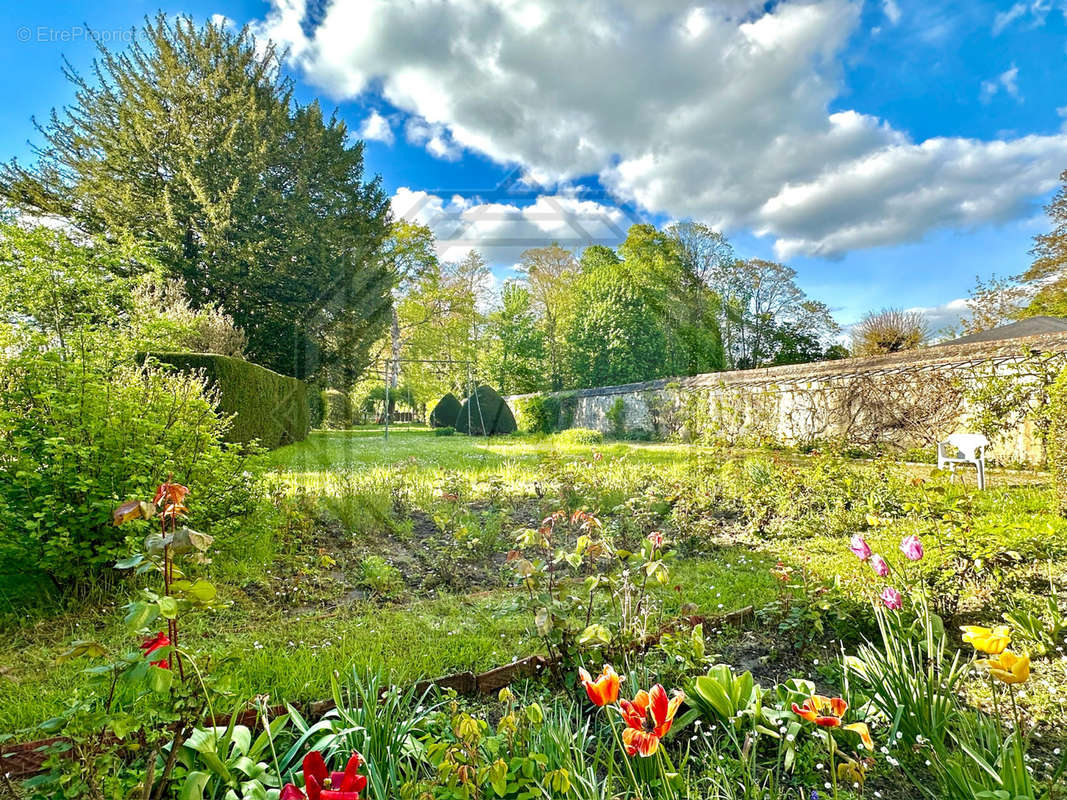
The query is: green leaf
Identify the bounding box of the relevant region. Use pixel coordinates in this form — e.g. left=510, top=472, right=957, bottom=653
left=158, top=596, right=179, bottom=619
left=148, top=664, right=174, bottom=694
left=180, top=772, right=211, bottom=800
left=56, top=640, right=107, bottom=664
left=125, top=600, right=159, bottom=631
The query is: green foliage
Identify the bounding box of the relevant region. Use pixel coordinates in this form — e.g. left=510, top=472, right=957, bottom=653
left=146, top=353, right=310, bottom=449
left=0, top=14, right=392, bottom=381
left=360, top=555, right=405, bottom=600
left=455, top=385, right=517, bottom=436
left=434, top=426, right=456, bottom=437
left=285, top=670, right=433, bottom=800
left=553, top=428, right=604, bottom=445
left=962, top=350, right=1063, bottom=452
left=176, top=709, right=290, bottom=800
left=430, top=392, right=462, bottom=428
left=562, top=267, right=670, bottom=388
left=482, top=282, right=546, bottom=395
left=322, top=388, right=354, bottom=430
left=515, top=393, right=561, bottom=434
left=0, top=346, right=255, bottom=585
left=306, top=385, right=327, bottom=429
left=1047, top=365, right=1067, bottom=514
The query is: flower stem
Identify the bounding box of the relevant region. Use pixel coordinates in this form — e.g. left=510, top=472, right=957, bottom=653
left=606, top=711, right=643, bottom=800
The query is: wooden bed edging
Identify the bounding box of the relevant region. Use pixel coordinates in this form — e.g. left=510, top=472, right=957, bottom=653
left=1, top=607, right=752, bottom=779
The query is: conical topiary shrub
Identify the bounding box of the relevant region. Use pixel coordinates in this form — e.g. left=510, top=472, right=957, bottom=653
left=455, top=385, right=517, bottom=436
left=429, top=392, right=462, bottom=428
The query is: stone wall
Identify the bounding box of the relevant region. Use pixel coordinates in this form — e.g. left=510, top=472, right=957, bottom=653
left=508, top=332, right=1067, bottom=465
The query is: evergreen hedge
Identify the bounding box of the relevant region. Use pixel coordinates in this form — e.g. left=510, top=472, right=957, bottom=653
left=455, top=385, right=517, bottom=436
left=429, top=392, right=462, bottom=428
left=143, top=353, right=309, bottom=449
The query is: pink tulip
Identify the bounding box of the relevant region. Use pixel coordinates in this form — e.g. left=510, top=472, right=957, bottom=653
left=880, top=586, right=903, bottom=610
left=869, top=554, right=889, bottom=577
left=900, top=535, right=924, bottom=561
left=849, top=534, right=872, bottom=561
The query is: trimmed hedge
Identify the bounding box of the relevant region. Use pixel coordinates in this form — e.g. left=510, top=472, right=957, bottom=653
left=456, top=385, right=517, bottom=436
left=1048, top=367, right=1067, bottom=516
left=323, top=389, right=354, bottom=430
left=143, top=353, right=309, bottom=449
left=430, top=392, right=462, bottom=428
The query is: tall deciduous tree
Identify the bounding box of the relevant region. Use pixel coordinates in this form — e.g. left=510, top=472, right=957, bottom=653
left=0, top=14, right=391, bottom=381
left=1022, top=169, right=1067, bottom=317
left=518, top=244, right=579, bottom=391
left=852, top=308, right=928, bottom=356
left=482, top=282, right=545, bottom=395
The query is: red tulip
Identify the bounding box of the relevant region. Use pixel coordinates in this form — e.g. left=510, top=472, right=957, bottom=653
left=280, top=751, right=367, bottom=800
left=140, top=632, right=171, bottom=669
left=617, top=684, right=684, bottom=757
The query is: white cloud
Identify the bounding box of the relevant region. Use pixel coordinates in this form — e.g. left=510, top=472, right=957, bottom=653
left=389, top=187, right=636, bottom=264
left=907, top=298, right=970, bottom=337
left=992, top=1, right=1062, bottom=35
left=360, top=110, right=395, bottom=145
left=882, top=0, right=901, bottom=25
left=254, top=0, right=1067, bottom=259
left=993, top=3, right=1027, bottom=34
left=980, top=64, right=1021, bottom=103
left=210, top=13, right=236, bottom=30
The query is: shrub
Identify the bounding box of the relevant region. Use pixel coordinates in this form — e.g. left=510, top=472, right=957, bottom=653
left=516, top=393, right=561, bottom=434
left=429, top=392, right=462, bottom=428
left=323, top=388, right=354, bottom=430
left=555, top=428, right=604, bottom=445
left=1048, top=366, right=1067, bottom=515
left=455, top=385, right=517, bottom=436
left=145, top=353, right=309, bottom=448
left=0, top=344, right=257, bottom=586
left=434, top=426, right=456, bottom=437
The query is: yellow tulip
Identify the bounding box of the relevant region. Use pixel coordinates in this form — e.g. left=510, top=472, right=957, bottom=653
left=979, top=650, right=1030, bottom=685
left=961, top=624, right=1011, bottom=655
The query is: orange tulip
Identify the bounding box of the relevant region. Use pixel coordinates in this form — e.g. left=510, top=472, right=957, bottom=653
left=618, top=684, right=684, bottom=757
left=578, top=664, right=623, bottom=707
left=792, top=695, right=873, bottom=750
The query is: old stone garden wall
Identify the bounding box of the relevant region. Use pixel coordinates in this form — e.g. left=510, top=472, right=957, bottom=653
left=508, top=332, right=1067, bottom=465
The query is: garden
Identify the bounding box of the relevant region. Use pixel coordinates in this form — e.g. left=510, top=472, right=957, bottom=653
left=3, top=423, right=1067, bottom=800
left=2, top=11, right=1067, bottom=800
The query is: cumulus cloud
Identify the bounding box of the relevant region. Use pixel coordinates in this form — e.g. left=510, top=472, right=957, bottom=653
left=390, top=186, right=640, bottom=264
left=908, top=298, right=970, bottom=337
left=253, top=0, right=1067, bottom=259
left=360, top=110, right=395, bottom=145
left=882, top=0, right=902, bottom=24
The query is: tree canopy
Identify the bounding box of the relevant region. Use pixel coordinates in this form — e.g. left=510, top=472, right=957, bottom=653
left=0, top=14, right=391, bottom=381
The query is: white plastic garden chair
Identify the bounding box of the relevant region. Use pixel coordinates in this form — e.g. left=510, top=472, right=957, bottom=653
left=936, top=433, right=990, bottom=489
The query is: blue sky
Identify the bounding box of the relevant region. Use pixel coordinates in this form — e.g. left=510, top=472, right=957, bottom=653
left=2, top=0, right=1066, bottom=329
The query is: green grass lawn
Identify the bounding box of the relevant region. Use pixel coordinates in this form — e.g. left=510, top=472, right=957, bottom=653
left=2, top=427, right=1064, bottom=748
left=0, top=428, right=778, bottom=734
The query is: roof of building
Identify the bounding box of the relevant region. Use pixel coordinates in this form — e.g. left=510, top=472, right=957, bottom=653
left=935, top=316, right=1067, bottom=346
